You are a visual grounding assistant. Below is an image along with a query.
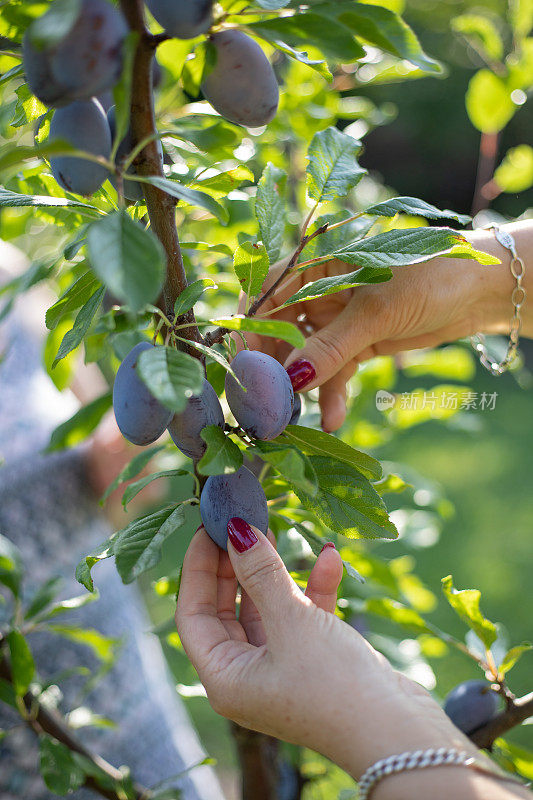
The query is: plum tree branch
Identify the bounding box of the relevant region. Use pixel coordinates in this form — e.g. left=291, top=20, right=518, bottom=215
left=0, top=651, right=147, bottom=800
left=470, top=692, right=533, bottom=750
left=118, top=0, right=202, bottom=350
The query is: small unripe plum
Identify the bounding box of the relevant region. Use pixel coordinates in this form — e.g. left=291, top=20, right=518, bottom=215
left=225, top=351, right=294, bottom=440
left=49, top=99, right=111, bottom=195
left=168, top=379, right=224, bottom=460
left=289, top=393, right=301, bottom=425
left=201, top=30, right=279, bottom=127
left=113, top=342, right=173, bottom=446
left=444, top=680, right=499, bottom=734
left=107, top=105, right=164, bottom=203
left=146, top=0, right=213, bottom=39
left=200, top=466, right=268, bottom=549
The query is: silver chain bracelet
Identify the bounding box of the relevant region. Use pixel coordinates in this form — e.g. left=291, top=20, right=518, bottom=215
left=471, top=224, right=526, bottom=375
left=357, top=746, right=525, bottom=800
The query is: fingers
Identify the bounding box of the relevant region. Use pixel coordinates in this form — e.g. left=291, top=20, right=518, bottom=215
left=239, top=530, right=277, bottom=646
left=226, top=518, right=302, bottom=637
left=318, top=361, right=356, bottom=432
left=305, top=544, right=343, bottom=614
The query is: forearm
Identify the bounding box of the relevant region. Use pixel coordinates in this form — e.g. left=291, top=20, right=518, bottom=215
left=374, top=763, right=531, bottom=800
left=465, top=219, right=533, bottom=339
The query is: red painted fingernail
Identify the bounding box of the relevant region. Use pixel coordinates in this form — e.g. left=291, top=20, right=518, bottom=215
left=320, top=542, right=336, bottom=553
left=227, top=517, right=258, bottom=553
left=195, top=524, right=204, bottom=534
left=286, top=359, right=316, bottom=391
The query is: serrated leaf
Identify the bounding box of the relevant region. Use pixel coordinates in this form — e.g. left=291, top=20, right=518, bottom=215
left=87, top=211, right=165, bottom=313
left=75, top=536, right=116, bottom=592
left=441, top=574, right=497, bottom=650
left=39, top=736, right=85, bottom=796
left=0, top=534, right=23, bottom=598
left=307, top=127, right=365, bottom=203
left=137, top=345, right=204, bottom=413
left=278, top=425, right=382, bottom=480
left=174, top=279, right=216, bottom=317
left=100, top=445, right=166, bottom=504
left=114, top=505, right=187, bottom=583
left=0, top=188, right=99, bottom=215
left=253, top=441, right=317, bottom=496
left=122, top=469, right=189, bottom=509
left=256, top=162, right=286, bottom=264
left=499, top=643, right=532, bottom=676
left=46, top=272, right=101, bottom=330
left=365, top=196, right=471, bottom=224
left=294, top=456, right=398, bottom=540
left=233, top=242, right=269, bottom=297
left=46, top=624, right=119, bottom=664
left=7, top=631, right=35, bottom=696
left=197, top=426, right=243, bottom=476
left=47, top=392, right=112, bottom=452
left=210, top=316, right=305, bottom=348
left=284, top=266, right=391, bottom=306
left=52, top=286, right=105, bottom=367
left=138, top=176, right=229, bottom=224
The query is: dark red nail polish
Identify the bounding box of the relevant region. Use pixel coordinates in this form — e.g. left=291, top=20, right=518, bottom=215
left=320, top=542, right=336, bottom=553
left=195, top=524, right=204, bottom=534
left=227, top=517, right=258, bottom=553
left=286, top=359, right=316, bottom=391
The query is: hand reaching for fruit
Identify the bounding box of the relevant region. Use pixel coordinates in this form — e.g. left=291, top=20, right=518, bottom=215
left=176, top=525, right=530, bottom=799
left=244, top=221, right=533, bottom=433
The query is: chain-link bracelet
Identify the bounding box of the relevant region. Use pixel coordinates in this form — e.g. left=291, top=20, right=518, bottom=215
left=357, top=746, right=525, bottom=800
left=471, top=223, right=526, bottom=375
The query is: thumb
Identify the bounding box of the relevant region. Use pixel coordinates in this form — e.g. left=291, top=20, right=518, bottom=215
left=226, top=518, right=300, bottom=628
left=285, top=301, right=375, bottom=392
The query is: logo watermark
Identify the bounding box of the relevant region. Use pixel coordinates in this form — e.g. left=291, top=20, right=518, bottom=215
left=375, top=390, right=499, bottom=412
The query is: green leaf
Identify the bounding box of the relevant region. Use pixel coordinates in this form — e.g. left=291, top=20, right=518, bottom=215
left=114, top=506, right=187, bottom=584
left=40, top=592, right=99, bottom=620
left=498, top=643, right=532, bottom=676
left=180, top=241, right=232, bottom=256
left=174, top=279, right=217, bottom=317
left=0, top=141, right=78, bottom=176
left=181, top=40, right=217, bottom=96
left=46, top=272, right=101, bottom=330
left=46, top=625, right=119, bottom=663
left=100, top=445, right=166, bottom=504
left=365, top=597, right=432, bottom=634
left=12, top=84, right=48, bottom=128
left=210, top=316, right=305, bottom=348
left=7, top=631, right=35, bottom=696
left=0, top=534, right=23, bottom=598
left=191, top=165, right=254, bottom=197
left=0, top=189, right=99, bottom=216
left=256, top=162, right=286, bottom=264
left=294, top=456, right=398, bottom=540
left=364, top=196, right=471, bottom=225
left=510, top=0, right=533, bottom=38
left=39, top=736, right=85, bottom=796
left=52, top=286, right=105, bottom=367
left=256, top=37, right=332, bottom=80
left=284, top=266, right=391, bottom=306
left=24, top=577, right=63, bottom=620
left=278, top=425, right=382, bottom=480
left=452, top=14, right=504, bottom=62
left=0, top=678, right=17, bottom=709
left=138, top=176, right=229, bottom=224
left=87, top=211, right=166, bottom=313
left=256, top=0, right=290, bottom=8
left=331, top=2, right=442, bottom=73
left=137, top=345, right=204, bottom=413
left=253, top=441, right=317, bottom=496
left=329, top=227, right=494, bottom=269
left=28, top=0, right=82, bottom=49
left=466, top=69, right=515, bottom=134
left=75, top=536, right=116, bottom=592
left=307, top=127, right=365, bottom=203
left=47, top=392, right=112, bottom=452
left=494, top=145, right=533, bottom=193
left=441, top=574, right=497, bottom=650
left=122, top=469, right=190, bottom=509
left=233, top=242, right=269, bottom=298
left=197, top=426, right=243, bottom=476
left=248, top=14, right=365, bottom=62
left=174, top=336, right=243, bottom=387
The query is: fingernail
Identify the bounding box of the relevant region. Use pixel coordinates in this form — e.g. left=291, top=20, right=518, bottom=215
left=286, top=359, right=316, bottom=391
left=320, top=542, right=336, bottom=553
left=195, top=524, right=204, bottom=534
left=227, top=517, right=258, bottom=553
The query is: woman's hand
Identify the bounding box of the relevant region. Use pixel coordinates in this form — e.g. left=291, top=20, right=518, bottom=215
left=176, top=522, right=473, bottom=781
left=244, top=221, right=533, bottom=433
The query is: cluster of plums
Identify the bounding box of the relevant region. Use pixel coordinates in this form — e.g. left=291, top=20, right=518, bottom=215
left=113, top=343, right=300, bottom=549
left=444, top=680, right=499, bottom=735
left=23, top=0, right=279, bottom=196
